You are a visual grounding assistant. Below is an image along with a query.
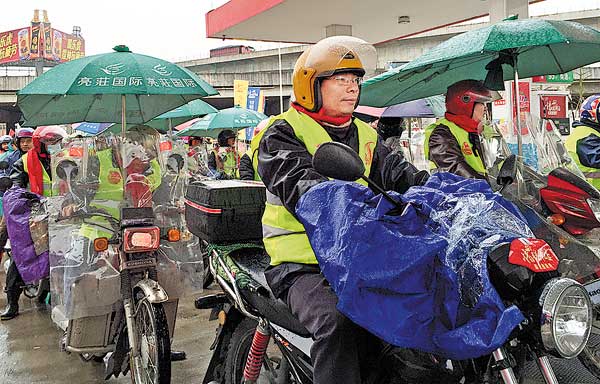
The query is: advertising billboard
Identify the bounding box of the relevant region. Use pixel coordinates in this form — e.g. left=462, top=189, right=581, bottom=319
left=0, top=16, right=84, bottom=65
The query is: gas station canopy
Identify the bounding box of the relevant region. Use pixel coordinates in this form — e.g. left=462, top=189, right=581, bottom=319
left=206, top=0, right=536, bottom=44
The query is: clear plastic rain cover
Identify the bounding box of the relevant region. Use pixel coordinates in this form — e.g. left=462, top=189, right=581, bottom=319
left=48, top=129, right=203, bottom=320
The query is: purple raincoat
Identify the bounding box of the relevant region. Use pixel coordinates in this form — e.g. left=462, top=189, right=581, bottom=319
left=3, top=186, right=49, bottom=283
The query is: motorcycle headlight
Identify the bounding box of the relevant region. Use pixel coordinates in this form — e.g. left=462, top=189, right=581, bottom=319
left=540, top=278, right=592, bottom=358
left=587, top=198, right=600, bottom=223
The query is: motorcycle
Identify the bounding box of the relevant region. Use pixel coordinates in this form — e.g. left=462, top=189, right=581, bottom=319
left=481, top=117, right=600, bottom=378
left=48, top=133, right=204, bottom=383
left=194, top=142, right=595, bottom=384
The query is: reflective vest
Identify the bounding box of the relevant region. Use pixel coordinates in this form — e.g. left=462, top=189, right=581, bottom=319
left=424, top=118, right=487, bottom=176
left=223, top=150, right=239, bottom=179
left=262, top=108, right=378, bottom=266
left=22, top=152, right=55, bottom=197
left=565, top=125, right=600, bottom=189
left=250, top=116, right=276, bottom=180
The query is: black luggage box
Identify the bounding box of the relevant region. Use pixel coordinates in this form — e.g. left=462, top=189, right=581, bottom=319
left=185, top=180, right=266, bottom=244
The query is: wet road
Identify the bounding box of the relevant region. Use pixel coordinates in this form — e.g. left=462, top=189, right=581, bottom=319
left=0, top=273, right=218, bottom=384
left=1, top=270, right=600, bottom=383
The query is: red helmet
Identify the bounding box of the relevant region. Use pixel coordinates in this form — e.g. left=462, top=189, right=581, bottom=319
left=445, top=80, right=498, bottom=117
left=33, top=125, right=68, bottom=146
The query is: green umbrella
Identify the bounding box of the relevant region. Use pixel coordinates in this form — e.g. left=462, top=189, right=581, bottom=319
left=174, top=113, right=215, bottom=138
left=207, top=106, right=267, bottom=130
left=360, top=18, right=600, bottom=155
left=147, top=98, right=218, bottom=132
left=17, top=45, right=218, bottom=127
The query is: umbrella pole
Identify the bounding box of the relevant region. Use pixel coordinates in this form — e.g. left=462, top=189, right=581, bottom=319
left=168, top=118, right=173, bottom=139
left=121, top=94, right=126, bottom=138
left=513, top=66, right=523, bottom=160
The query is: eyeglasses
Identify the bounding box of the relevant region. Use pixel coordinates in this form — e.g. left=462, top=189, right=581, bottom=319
left=327, top=75, right=363, bottom=87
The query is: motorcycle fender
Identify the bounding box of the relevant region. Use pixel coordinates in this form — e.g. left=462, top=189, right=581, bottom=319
left=133, top=278, right=168, bottom=304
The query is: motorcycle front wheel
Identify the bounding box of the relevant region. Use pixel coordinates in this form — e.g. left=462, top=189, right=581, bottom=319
left=579, top=332, right=600, bottom=379
left=130, top=299, right=171, bottom=384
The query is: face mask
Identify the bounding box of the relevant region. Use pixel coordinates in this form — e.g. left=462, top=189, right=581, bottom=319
left=47, top=143, right=62, bottom=155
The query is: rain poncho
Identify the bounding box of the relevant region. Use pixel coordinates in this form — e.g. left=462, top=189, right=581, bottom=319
left=296, top=172, right=528, bottom=360
left=3, top=186, right=49, bottom=283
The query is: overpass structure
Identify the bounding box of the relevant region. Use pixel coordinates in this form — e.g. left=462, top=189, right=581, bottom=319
left=178, top=7, right=600, bottom=114
left=4, top=5, right=600, bottom=122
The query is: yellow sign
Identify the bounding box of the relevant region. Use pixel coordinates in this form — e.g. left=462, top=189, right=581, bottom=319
left=233, top=79, right=249, bottom=108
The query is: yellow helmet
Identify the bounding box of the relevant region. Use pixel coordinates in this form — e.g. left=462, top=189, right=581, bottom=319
left=292, top=36, right=376, bottom=112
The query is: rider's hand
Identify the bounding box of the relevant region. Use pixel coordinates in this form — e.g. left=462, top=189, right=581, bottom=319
left=60, top=203, right=78, bottom=218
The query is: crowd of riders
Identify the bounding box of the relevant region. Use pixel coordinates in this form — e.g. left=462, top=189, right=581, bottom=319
left=1, top=34, right=600, bottom=384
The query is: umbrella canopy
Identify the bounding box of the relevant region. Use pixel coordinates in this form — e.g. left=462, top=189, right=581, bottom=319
left=18, top=45, right=218, bottom=126
left=174, top=113, right=217, bottom=138
left=148, top=99, right=218, bottom=130
left=207, top=106, right=267, bottom=130
left=382, top=96, right=446, bottom=118
left=72, top=122, right=113, bottom=135
left=360, top=19, right=600, bottom=106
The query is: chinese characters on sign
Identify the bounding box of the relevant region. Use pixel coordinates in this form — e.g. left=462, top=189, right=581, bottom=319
left=0, top=29, right=20, bottom=64
left=75, top=75, right=199, bottom=89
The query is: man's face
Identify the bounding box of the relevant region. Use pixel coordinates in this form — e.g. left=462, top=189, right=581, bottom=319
left=19, top=137, right=33, bottom=152
left=472, top=103, right=486, bottom=123
left=227, top=137, right=235, bottom=147
left=320, top=73, right=361, bottom=118
left=1, top=143, right=8, bottom=151
left=190, top=138, right=202, bottom=147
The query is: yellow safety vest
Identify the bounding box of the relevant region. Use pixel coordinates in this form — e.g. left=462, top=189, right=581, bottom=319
left=424, top=118, right=487, bottom=176
left=250, top=116, right=276, bottom=181
left=262, top=108, right=378, bottom=266
left=22, top=152, right=55, bottom=197
left=565, top=125, right=600, bottom=189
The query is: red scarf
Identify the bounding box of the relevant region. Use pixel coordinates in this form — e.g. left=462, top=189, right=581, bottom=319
left=27, top=138, right=47, bottom=196
left=292, top=103, right=352, bottom=126
left=444, top=112, right=480, bottom=134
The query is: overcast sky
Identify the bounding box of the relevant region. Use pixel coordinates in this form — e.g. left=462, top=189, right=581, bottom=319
left=2, top=0, right=600, bottom=64
left=0, top=0, right=287, bottom=62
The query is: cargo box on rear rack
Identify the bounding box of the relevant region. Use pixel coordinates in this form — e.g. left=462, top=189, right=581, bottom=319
left=185, top=180, right=266, bottom=244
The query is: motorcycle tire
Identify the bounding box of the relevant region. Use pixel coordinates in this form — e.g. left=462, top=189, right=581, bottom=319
left=130, top=299, right=171, bottom=384
left=224, top=318, right=292, bottom=384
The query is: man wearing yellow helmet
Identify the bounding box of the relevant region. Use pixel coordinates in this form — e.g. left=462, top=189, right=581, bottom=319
left=257, top=36, right=428, bottom=384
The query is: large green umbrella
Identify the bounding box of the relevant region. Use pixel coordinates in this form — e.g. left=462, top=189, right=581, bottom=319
left=360, top=18, right=600, bottom=155
left=18, top=45, right=218, bottom=127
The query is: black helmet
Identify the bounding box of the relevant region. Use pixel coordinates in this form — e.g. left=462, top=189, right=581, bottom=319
left=217, top=129, right=236, bottom=147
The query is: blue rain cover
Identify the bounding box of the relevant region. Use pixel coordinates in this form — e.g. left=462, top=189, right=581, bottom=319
left=296, top=172, right=529, bottom=360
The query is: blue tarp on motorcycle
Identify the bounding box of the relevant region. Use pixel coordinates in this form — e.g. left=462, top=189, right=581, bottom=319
left=3, top=186, right=49, bottom=284
left=296, top=172, right=529, bottom=360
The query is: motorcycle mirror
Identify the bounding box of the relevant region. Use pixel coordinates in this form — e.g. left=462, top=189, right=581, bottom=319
left=56, top=159, right=79, bottom=181
left=166, top=154, right=184, bottom=174
left=312, top=142, right=406, bottom=211
left=497, top=154, right=517, bottom=190
left=0, top=161, right=8, bottom=170
left=313, top=142, right=364, bottom=181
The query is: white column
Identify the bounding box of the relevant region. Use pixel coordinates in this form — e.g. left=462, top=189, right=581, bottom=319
left=489, top=0, right=529, bottom=23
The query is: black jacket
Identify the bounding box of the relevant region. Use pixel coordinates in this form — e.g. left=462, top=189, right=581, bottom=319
left=238, top=153, right=255, bottom=181
left=427, top=123, right=487, bottom=180
left=258, top=117, right=429, bottom=297
left=10, top=153, right=52, bottom=189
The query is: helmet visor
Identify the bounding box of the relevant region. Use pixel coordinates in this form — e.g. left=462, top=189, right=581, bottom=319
left=304, top=36, right=377, bottom=79
left=463, top=89, right=502, bottom=104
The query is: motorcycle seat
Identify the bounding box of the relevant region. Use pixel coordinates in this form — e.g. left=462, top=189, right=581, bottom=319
left=229, top=248, right=311, bottom=338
